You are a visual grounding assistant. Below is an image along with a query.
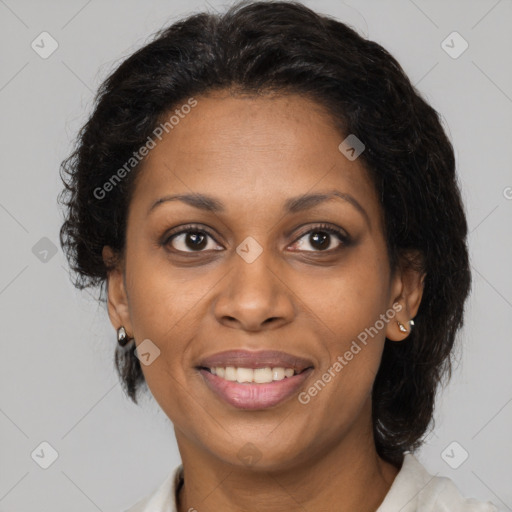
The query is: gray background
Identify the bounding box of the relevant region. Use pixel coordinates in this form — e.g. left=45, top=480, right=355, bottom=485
left=0, top=0, right=511, bottom=510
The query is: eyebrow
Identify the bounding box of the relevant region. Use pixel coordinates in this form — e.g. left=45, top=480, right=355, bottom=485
left=148, top=189, right=370, bottom=227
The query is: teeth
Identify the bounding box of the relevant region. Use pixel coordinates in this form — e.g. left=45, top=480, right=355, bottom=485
left=225, top=366, right=237, bottom=381
left=209, top=366, right=298, bottom=383
left=236, top=367, right=253, bottom=383
left=272, top=367, right=285, bottom=381
left=254, top=367, right=273, bottom=383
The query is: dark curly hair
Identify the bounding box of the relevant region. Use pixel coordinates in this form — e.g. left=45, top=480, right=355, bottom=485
left=58, top=0, right=471, bottom=467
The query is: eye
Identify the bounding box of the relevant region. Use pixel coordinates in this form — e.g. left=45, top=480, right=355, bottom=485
left=162, top=223, right=349, bottom=254
left=289, top=223, right=349, bottom=252
left=163, top=224, right=223, bottom=253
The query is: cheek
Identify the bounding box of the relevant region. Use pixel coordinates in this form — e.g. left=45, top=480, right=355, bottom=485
left=294, top=249, right=390, bottom=392
left=126, top=249, right=209, bottom=340
left=294, top=246, right=390, bottom=342
left=124, top=252, right=229, bottom=402
left=123, top=260, right=190, bottom=382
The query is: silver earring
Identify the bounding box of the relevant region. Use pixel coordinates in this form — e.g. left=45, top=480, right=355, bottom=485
left=117, top=326, right=129, bottom=347
left=409, top=319, right=415, bottom=329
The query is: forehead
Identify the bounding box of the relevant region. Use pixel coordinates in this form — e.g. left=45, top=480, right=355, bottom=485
left=129, top=91, right=380, bottom=221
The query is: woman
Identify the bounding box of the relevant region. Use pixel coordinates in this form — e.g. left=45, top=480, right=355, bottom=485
left=58, top=1, right=498, bottom=510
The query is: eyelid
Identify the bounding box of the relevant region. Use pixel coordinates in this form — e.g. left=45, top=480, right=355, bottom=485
left=292, top=222, right=349, bottom=243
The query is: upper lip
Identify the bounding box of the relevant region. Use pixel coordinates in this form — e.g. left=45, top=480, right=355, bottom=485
left=197, top=350, right=314, bottom=372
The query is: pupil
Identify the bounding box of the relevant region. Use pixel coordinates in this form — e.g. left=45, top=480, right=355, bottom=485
left=311, top=232, right=329, bottom=250
left=186, top=232, right=207, bottom=250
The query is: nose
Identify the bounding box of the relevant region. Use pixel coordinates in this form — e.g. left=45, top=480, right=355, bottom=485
left=212, top=249, right=296, bottom=332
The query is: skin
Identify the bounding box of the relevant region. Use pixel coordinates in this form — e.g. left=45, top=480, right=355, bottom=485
left=103, top=90, right=425, bottom=512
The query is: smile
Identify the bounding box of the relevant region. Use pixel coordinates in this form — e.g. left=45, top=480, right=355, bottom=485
left=196, top=349, right=314, bottom=409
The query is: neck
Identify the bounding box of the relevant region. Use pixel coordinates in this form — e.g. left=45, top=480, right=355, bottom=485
left=175, top=402, right=401, bottom=512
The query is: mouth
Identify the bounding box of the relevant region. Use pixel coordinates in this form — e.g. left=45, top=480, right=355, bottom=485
left=196, top=350, right=314, bottom=410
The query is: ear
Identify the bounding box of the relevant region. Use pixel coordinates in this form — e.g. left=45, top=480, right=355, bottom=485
left=102, top=246, right=133, bottom=336
left=385, top=250, right=426, bottom=341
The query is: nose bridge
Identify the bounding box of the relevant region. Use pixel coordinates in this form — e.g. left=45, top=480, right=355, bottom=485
left=234, top=239, right=275, bottom=294
left=213, top=237, right=295, bottom=329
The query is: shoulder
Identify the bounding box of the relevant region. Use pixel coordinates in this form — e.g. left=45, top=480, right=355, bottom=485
left=122, top=464, right=183, bottom=512
left=377, top=453, right=499, bottom=512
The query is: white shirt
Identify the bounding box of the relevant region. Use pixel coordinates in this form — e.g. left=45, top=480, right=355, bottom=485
left=124, top=453, right=499, bottom=512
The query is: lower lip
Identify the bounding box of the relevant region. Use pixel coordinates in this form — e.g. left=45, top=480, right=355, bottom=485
left=199, top=368, right=313, bottom=410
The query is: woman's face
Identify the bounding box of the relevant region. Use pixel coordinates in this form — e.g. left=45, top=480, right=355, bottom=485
left=105, top=90, right=422, bottom=470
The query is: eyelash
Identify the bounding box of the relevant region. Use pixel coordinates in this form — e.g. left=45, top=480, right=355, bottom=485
left=162, top=223, right=350, bottom=254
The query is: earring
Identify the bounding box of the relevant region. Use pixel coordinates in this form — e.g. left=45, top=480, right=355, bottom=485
left=397, top=321, right=408, bottom=333
left=117, top=326, right=130, bottom=347
left=397, top=319, right=415, bottom=334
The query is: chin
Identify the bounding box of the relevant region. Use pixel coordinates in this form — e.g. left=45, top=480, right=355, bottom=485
left=204, top=434, right=312, bottom=473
